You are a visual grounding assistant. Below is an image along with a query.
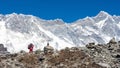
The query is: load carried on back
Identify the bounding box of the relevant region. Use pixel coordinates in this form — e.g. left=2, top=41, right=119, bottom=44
left=28, top=43, right=34, bottom=53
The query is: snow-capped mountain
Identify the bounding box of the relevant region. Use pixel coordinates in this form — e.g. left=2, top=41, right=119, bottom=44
left=73, top=11, right=120, bottom=42
left=0, top=11, right=120, bottom=53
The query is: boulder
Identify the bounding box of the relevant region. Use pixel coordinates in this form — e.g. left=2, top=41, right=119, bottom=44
left=108, top=38, right=117, bottom=44
left=115, top=54, right=120, bottom=58
left=86, top=42, right=95, bottom=49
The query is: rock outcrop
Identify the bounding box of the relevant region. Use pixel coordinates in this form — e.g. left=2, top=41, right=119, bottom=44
left=0, top=44, right=10, bottom=55
left=85, top=38, right=120, bottom=68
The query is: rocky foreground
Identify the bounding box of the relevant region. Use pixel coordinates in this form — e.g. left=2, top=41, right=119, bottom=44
left=0, top=38, right=120, bottom=68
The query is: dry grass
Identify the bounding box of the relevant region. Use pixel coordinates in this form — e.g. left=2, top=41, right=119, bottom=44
left=47, top=49, right=87, bottom=66
left=18, top=53, right=39, bottom=68
left=46, top=48, right=106, bottom=68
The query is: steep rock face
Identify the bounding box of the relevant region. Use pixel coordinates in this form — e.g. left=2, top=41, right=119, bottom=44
left=0, top=11, right=120, bottom=53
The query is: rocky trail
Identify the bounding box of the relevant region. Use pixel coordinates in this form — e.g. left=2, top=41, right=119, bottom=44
left=0, top=38, right=120, bottom=68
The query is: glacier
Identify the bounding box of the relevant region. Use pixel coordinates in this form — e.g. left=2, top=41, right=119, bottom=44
left=0, top=11, right=120, bottom=53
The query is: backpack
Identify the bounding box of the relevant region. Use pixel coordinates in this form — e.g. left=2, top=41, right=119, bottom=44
left=28, top=44, right=33, bottom=49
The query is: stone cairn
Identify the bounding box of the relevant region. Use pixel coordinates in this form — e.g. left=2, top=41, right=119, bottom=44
left=44, top=43, right=54, bottom=55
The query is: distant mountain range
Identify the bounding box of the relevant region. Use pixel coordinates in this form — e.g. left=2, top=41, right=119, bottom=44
left=0, top=11, right=120, bottom=53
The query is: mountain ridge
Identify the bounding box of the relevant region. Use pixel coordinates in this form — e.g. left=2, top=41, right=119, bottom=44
left=0, top=11, right=120, bottom=53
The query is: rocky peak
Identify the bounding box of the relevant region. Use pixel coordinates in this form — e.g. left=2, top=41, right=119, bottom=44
left=97, top=11, right=110, bottom=17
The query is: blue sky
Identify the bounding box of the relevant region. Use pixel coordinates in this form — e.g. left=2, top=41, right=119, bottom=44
left=0, top=0, right=120, bottom=23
